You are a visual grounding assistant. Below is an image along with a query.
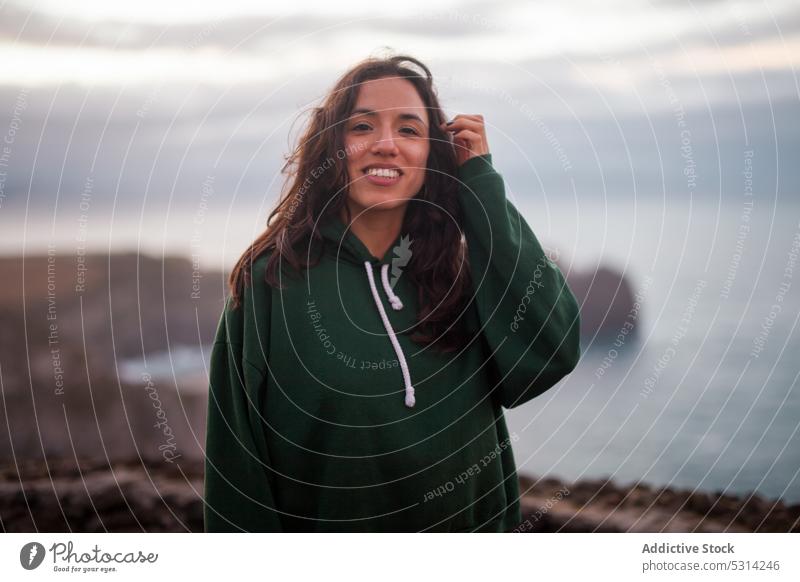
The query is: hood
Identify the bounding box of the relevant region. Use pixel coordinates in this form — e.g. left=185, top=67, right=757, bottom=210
left=317, top=213, right=407, bottom=267
left=316, top=213, right=416, bottom=408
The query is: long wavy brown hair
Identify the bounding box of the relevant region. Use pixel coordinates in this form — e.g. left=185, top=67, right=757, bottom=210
left=228, top=53, right=474, bottom=354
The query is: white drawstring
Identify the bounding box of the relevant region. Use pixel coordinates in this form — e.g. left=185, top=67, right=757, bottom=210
left=381, top=263, right=404, bottom=310
left=363, top=261, right=415, bottom=408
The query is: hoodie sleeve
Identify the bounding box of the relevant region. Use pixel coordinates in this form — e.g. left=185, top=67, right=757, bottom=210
left=458, top=153, right=581, bottom=409
left=203, top=267, right=283, bottom=532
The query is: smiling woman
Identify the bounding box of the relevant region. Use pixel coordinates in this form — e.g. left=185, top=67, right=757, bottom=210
left=203, top=53, right=582, bottom=532
left=340, top=77, right=431, bottom=261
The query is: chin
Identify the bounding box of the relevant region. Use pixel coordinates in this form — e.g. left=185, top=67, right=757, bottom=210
left=351, top=190, right=416, bottom=212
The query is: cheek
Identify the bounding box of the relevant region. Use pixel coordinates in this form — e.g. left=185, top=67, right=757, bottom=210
left=410, top=143, right=430, bottom=182
left=345, top=154, right=363, bottom=180
left=414, top=142, right=430, bottom=171
left=413, top=139, right=430, bottom=160
left=344, top=135, right=365, bottom=162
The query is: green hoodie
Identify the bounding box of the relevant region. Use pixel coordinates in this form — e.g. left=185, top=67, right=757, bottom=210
left=203, top=153, right=581, bottom=532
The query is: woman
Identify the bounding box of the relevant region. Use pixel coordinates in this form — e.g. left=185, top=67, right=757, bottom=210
left=204, top=54, right=581, bottom=532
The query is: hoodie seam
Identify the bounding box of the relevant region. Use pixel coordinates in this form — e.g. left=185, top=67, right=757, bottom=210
left=243, top=356, right=267, bottom=377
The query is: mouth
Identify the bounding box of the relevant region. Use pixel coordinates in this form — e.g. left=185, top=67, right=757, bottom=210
left=362, top=166, right=403, bottom=186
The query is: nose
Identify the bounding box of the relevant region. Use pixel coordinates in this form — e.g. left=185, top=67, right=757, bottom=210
left=371, top=124, right=399, bottom=155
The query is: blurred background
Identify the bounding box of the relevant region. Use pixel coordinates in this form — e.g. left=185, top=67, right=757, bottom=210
left=0, top=0, right=798, bottom=532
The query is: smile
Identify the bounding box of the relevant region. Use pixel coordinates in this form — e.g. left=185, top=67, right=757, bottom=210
left=363, top=167, right=402, bottom=185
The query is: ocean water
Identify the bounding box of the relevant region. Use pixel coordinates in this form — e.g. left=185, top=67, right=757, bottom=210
left=506, top=197, right=800, bottom=503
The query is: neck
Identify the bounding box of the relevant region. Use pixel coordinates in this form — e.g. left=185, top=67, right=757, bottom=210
left=340, top=204, right=407, bottom=262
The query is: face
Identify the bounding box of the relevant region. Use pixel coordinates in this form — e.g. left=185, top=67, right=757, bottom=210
left=342, top=76, right=430, bottom=217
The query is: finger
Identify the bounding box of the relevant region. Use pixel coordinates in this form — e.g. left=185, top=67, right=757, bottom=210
left=440, top=116, right=485, bottom=132
left=452, top=129, right=483, bottom=140
left=451, top=129, right=484, bottom=151
left=443, top=113, right=483, bottom=123
left=441, top=114, right=483, bottom=125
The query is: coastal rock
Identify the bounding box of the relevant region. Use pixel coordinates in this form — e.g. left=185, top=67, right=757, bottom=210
left=2, top=460, right=796, bottom=532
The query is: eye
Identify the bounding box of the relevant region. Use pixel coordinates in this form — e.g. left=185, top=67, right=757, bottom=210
left=350, top=122, right=422, bottom=135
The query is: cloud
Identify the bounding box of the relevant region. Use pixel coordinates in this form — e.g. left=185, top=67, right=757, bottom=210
left=0, top=4, right=495, bottom=52
left=1, top=0, right=798, bottom=90
left=0, top=0, right=796, bottom=231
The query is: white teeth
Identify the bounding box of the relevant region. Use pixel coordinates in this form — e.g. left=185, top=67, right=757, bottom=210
left=366, top=167, right=400, bottom=178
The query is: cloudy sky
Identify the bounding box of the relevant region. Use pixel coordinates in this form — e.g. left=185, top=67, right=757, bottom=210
left=0, top=0, right=798, bottom=265
left=2, top=0, right=799, bottom=85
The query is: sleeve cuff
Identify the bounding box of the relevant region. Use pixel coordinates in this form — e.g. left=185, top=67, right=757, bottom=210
left=456, top=153, right=496, bottom=182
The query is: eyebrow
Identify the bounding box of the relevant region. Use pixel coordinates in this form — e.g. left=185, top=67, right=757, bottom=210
left=349, top=108, right=427, bottom=125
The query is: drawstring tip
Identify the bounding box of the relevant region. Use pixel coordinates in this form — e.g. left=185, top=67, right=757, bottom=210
left=390, top=297, right=403, bottom=310
left=405, top=390, right=416, bottom=408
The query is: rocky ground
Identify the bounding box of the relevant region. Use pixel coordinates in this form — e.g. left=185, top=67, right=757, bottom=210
left=0, top=457, right=205, bottom=532
left=515, top=474, right=799, bottom=533
left=1, top=458, right=796, bottom=532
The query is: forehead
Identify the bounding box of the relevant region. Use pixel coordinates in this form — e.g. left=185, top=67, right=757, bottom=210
left=352, top=76, right=428, bottom=122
